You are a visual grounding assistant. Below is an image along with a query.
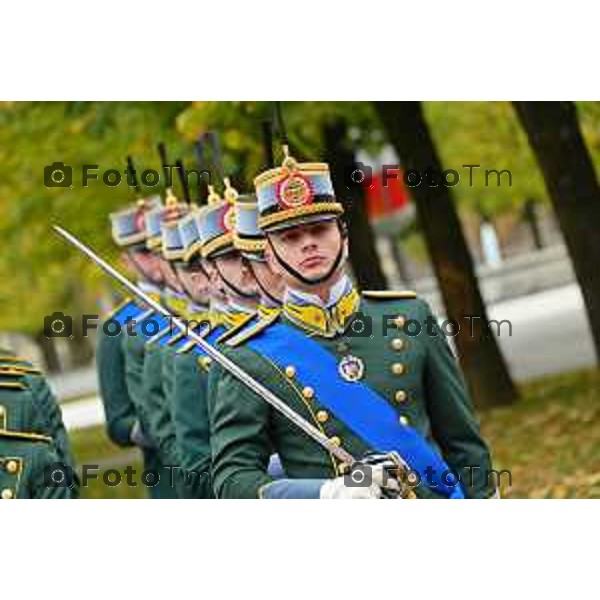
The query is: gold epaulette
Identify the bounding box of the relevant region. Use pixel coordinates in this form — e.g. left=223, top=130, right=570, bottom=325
left=177, top=339, right=196, bottom=354
left=103, top=296, right=134, bottom=321
left=0, top=381, right=27, bottom=390
left=0, top=429, right=52, bottom=443
left=0, top=365, right=41, bottom=375
left=216, top=312, right=257, bottom=345
left=362, top=290, right=418, bottom=300
left=169, top=319, right=214, bottom=347
left=166, top=329, right=188, bottom=346
left=145, top=326, right=175, bottom=347
left=227, top=311, right=280, bottom=348
left=0, top=355, right=34, bottom=366
left=177, top=325, right=214, bottom=354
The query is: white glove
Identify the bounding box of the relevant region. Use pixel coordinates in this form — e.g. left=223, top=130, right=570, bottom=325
left=319, top=464, right=400, bottom=499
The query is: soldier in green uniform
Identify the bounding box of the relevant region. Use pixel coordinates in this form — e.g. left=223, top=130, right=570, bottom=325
left=117, top=192, right=191, bottom=499
left=141, top=188, right=210, bottom=498
left=0, top=357, right=75, bottom=499
left=0, top=348, right=78, bottom=494
left=168, top=182, right=261, bottom=498
left=207, top=148, right=495, bottom=499
left=97, top=194, right=179, bottom=498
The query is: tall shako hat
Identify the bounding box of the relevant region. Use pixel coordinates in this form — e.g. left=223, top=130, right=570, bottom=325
left=197, top=180, right=237, bottom=259
left=178, top=135, right=213, bottom=264
left=161, top=159, right=193, bottom=261
left=253, top=145, right=343, bottom=233
left=232, top=192, right=264, bottom=259
left=109, top=156, right=162, bottom=247
left=195, top=132, right=237, bottom=259
left=254, top=102, right=343, bottom=233
left=232, top=121, right=274, bottom=260
left=146, top=143, right=189, bottom=252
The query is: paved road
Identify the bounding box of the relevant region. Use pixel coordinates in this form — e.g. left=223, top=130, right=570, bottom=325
left=59, top=283, right=597, bottom=431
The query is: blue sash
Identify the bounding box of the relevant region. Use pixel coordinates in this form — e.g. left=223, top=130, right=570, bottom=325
left=246, top=322, right=464, bottom=499
left=132, top=311, right=172, bottom=341
left=106, top=299, right=144, bottom=326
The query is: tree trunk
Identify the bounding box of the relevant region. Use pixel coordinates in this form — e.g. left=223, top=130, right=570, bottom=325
left=514, top=101, right=600, bottom=363
left=322, top=120, right=388, bottom=290
left=66, top=314, right=95, bottom=368
left=374, top=101, right=518, bottom=408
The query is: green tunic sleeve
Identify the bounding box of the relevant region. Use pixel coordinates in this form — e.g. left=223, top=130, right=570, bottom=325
left=171, top=353, right=215, bottom=499
left=419, top=300, right=494, bottom=498
left=28, top=374, right=77, bottom=476
left=207, top=358, right=274, bottom=499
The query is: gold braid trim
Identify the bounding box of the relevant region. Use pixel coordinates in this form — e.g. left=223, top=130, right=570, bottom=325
left=258, top=203, right=343, bottom=231
left=201, top=232, right=234, bottom=258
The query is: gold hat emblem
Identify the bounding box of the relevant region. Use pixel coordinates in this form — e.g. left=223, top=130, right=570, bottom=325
left=276, top=146, right=313, bottom=208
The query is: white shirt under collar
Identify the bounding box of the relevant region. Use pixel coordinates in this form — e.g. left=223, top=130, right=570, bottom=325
left=285, top=274, right=352, bottom=309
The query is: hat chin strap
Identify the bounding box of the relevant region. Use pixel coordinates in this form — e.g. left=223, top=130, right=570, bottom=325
left=214, top=262, right=257, bottom=301
left=247, top=261, right=282, bottom=306
left=267, top=220, right=347, bottom=287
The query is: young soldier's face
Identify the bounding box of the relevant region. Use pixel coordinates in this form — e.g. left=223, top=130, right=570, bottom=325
left=126, top=249, right=164, bottom=285
left=248, top=258, right=285, bottom=300
left=158, top=257, right=184, bottom=293
left=213, top=252, right=258, bottom=298
left=266, top=220, right=346, bottom=284
left=175, top=263, right=211, bottom=304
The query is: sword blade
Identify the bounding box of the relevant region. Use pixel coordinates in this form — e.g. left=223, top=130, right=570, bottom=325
left=53, top=224, right=355, bottom=465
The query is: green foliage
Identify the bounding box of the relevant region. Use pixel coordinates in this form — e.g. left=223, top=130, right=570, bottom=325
left=0, top=101, right=191, bottom=333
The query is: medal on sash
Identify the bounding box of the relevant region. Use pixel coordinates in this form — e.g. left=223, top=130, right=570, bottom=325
left=338, top=354, right=365, bottom=382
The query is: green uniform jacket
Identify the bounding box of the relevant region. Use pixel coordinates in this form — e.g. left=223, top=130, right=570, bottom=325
left=208, top=295, right=494, bottom=499
left=97, top=309, right=178, bottom=498
left=0, top=430, right=74, bottom=499
left=0, top=353, right=78, bottom=495
left=121, top=314, right=179, bottom=499
left=169, top=313, right=258, bottom=499
left=170, top=349, right=214, bottom=499
left=142, top=334, right=188, bottom=498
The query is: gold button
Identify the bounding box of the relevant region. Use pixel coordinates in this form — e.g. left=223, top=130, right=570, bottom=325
left=329, top=436, right=341, bottom=447
left=5, top=460, right=18, bottom=474
left=395, top=390, right=408, bottom=403
left=394, top=315, right=406, bottom=328
left=200, top=357, right=212, bottom=368
left=391, top=362, right=405, bottom=376
left=285, top=365, right=296, bottom=378
left=391, top=338, right=404, bottom=351
left=302, top=386, right=315, bottom=400
left=1, top=488, right=14, bottom=500
left=316, top=410, right=329, bottom=423
left=399, top=415, right=410, bottom=426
